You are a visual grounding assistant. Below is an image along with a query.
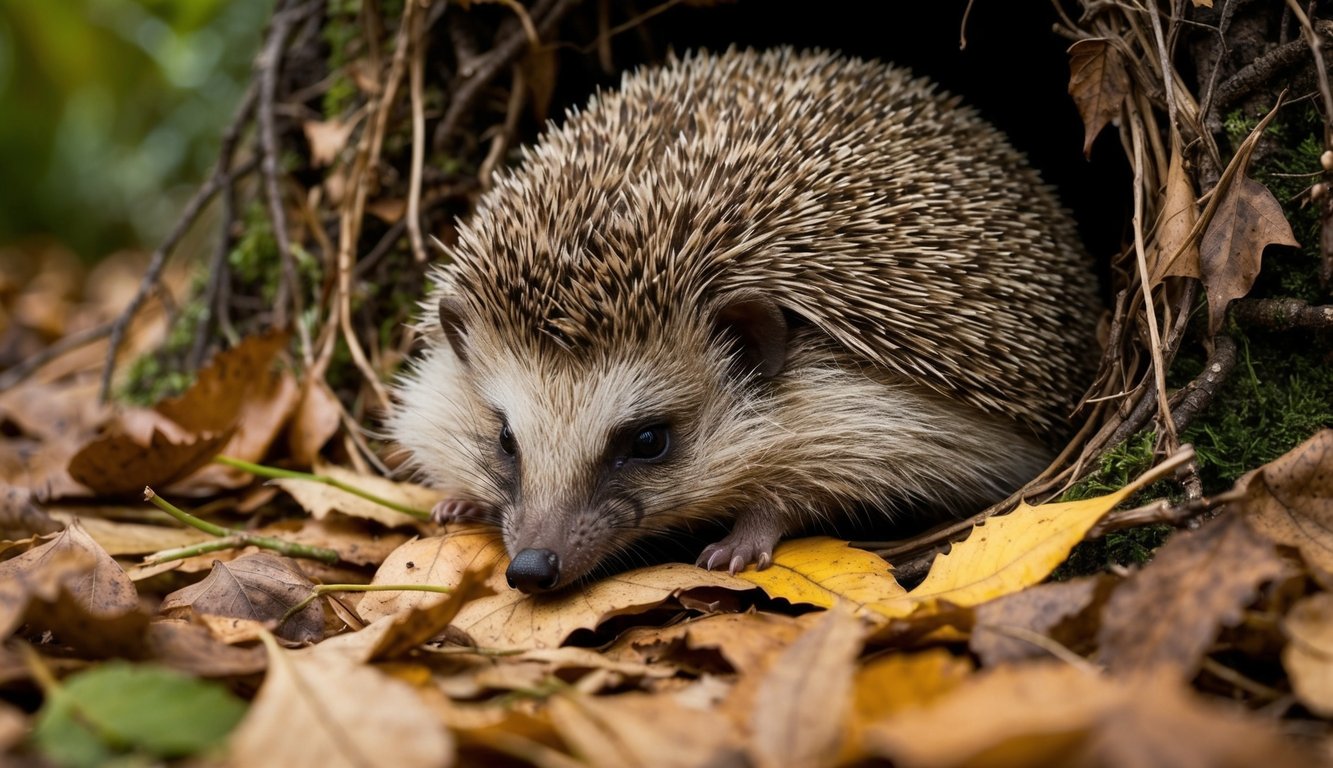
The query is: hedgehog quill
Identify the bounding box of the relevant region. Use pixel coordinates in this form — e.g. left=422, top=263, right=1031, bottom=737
left=389, top=49, right=1099, bottom=593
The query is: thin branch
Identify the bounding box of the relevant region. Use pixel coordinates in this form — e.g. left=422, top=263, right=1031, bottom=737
left=406, top=0, right=430, bottom=263
left=0, top=321, right=112, bottom=392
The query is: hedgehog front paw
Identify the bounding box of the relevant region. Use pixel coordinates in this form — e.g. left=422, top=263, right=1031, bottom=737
left=696, top=518, right=784, bottom=575
left=430, top=499, right=485, bottom=524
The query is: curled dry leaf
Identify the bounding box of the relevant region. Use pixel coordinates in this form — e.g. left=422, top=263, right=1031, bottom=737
left=145, top=620, right=269, bottom=677
left=227, top=633, right=454, bottom=768
left=609, top=611, right=808, bottom=677
left=1201, top=173, right=1299, bottom=336
left=160, top=553, right=324, bottom=644
left=863, top=663, right=1310, bottom=768
left=1233, top=429, right=1333, bottom=574
left=367, top=564, right=495, bottom=661
left=736, top=537, right=906, bottom=618
left=971, top=575, right=1113, bottom=666
left=272, top=461, right=440, bottom=528
left=874, top=485, right=1136, bottom=619
left=1067, top=38, right=1130, bottom=158
left=67, top=427, right=233, bottom=496
left=1097, top=513, right=1287, bottom=680
left=1148, top=145, right=1202, bottom=284
left=749, top=606, right=864, bottom=768
left=1282, top=592, right=1333, bottom=717
left=549, top=691, right=745, bottom=768
left=359, top=531, right=754, bottom=650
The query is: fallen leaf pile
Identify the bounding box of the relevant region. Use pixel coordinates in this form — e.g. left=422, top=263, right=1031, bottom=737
left=1, top=291, right=1332, bottom=766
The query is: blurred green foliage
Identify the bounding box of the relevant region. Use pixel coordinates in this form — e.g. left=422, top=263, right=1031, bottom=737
left=0, top=0, right=272, bottom=260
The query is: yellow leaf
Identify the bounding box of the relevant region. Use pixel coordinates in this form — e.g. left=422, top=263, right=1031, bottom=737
left=871, top=485, right=1137, bottom=619
left=737, top=537, right=906, bottom=616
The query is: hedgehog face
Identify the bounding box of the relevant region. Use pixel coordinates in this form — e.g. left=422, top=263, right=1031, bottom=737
left=423, top=291, right=790, bottom=593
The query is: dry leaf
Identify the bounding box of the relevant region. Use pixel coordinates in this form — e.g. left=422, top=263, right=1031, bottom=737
left=549, top=691, right=744, bottom=768
left=302, top=119, right=354, bottom=167
left=610, top=611, right=807, bottom=677
left=0, top=520, right=139, bottom=631
left=0, top=700, right=23, bottom=752
left=1233, top=429, right=1333, bottom=574
left=864, top=663, right=1311, bottom=767
left=145, top=620, right=269, bottom=677
left=737, top=537, right=906, bottom=618
left=272, top=462, right=439, bottom=527
left=749, top=607, right=863, bottom=768
left=67, top=427, right=233, bottom=496
left=287, top=377, right=343, bottom=466
left=44, top=511, right=212, bottom=556
left=1200, top=173, right=1299, bottom=336
left=853, top=649, right=972, bottom=723
left=1149, top=145, right=1201, bottom=283
left=359, top=532, right=756, bottom=650
left=227, top=633, right=454, bottom=768
left=874, top=485, right=1136, bottom=619
left=1067, top=38, right=1130, bottom=158
left=160, top=554, right=324, bottom=644
left=971, top=576, right=1112, bottom=666
left=367, top=565, right=495, bottom=661
left=1283, top=592, right=1333, bottom=717
left=1097, top=513, right=1286, bottom=679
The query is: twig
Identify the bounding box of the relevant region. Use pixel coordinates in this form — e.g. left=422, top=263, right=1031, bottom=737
left=98, top=157, right=258, bottom=402
left=0, top=321, right=112, bottom=392
left=1086, top=486, right=1244, bottom=539
left=259, top=0, right=320, bottom=366
left=478, top=65, right=527, bottom=188
left=1231, top=298, right=1333, bottom=331
left=971, top=623, right=1100, bottom=673
left=279, top=582, right=453, bottom=626
left=406, top=0, right=429, bottom=264
left=1283, top=1, right=1333, bottom=288
left=1129, top=102, right=1180, bottom=450
left=143, top=487, right=340, bottom=565
left=1168, top=333, right=1238, bottom=435
left=190, top=83, right=260, bottom=370
left=432, top=0, right=579, bottom=150
left=214, top=455, right=430, bottom=520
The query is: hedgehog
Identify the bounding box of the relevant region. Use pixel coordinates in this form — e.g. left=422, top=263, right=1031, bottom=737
left=388, top=48, right=1099, bottom=593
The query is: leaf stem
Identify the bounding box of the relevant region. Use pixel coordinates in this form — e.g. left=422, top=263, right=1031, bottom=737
left=279, top=583, right=454, bottom=625
left=143, top=487, right=340, bottom=565
left=214, top=455, right=431, bottom=520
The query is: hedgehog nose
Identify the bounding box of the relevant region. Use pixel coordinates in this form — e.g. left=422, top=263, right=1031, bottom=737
left=506, top=548, right=560, bottom=593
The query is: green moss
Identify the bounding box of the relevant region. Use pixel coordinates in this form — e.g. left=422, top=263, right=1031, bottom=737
left=1184, top=332, right=1333, bottom=489
left=1053, top=524, right=1173, bottom=580
left=1059, top=432, right=1156, bottom=502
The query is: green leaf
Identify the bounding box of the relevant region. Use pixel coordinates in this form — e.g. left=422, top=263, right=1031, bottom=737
left=31, top=661, right=247, bottom=768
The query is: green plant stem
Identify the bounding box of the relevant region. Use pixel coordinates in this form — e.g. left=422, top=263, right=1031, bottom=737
left=214, top=455, right=431, bottom=521
left=279, top=583, right=454, bottom=625
left=143, top=488, right=340, bottom=565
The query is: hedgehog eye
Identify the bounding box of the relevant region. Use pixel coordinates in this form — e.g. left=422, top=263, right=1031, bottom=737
left=628, top=425, right=670, bottom=461
left=498, top=423, right=517, bottom=456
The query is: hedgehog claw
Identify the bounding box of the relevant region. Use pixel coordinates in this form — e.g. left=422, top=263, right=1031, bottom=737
left=696, top=525, right=780, bottom=574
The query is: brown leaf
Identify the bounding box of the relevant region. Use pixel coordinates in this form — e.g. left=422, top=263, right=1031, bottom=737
left=0, top=520, right=139, bottom=627
left=1096, top=513, right=1287, bottom=680
left=609, top=611, right=807, bottom=677
left=549, top=691, right=745, bottom=768
left=863, top=663, right=1310, bottom=768
left=0, top=486, right=60, bottom=538
left=287, top=377, right=343, bottom=466
left=1233, top=429, right=1333, bottom=574
left=228, top=634, right=454, bottom=768
left=67, top=426, right=233, bottom=496
left=0, top=700, right=23, bottom=752
left=160, top=553, right=324, bottom=644
left=1201, top=173, right=1299, bottom=336
left=22, top=589, right=151, bottom=658
left=1067, top=39, right=1130, bottom=158
left=971, top=575, right=1112, bottom=666
left=1282, top=592, right=1333, bottom=717
left=749, top=607, right=864, bottom=768
left=44, top=511, right=213, bottom=556
left=1149, top=145, right=1202, bottom=284
left=156, top=330, right=290, bottom=434
left=272, top=462, right=439, bottom=527
left=368, top=565, right=495, bottom=661
left=145, top=619, right=269, bottom=677
left=358, top=532, right=755, bottom=650
left=302, top=119, right=354, bottom=167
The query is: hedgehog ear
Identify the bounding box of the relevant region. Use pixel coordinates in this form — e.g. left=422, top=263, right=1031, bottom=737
left=713, top=293, right=788, bottom=380
left=438, top=295, right=471, bottom=364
